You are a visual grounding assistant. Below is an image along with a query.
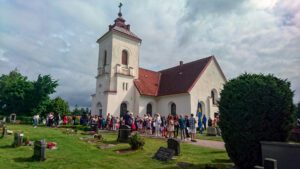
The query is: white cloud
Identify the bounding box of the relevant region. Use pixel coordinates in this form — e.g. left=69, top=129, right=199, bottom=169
left=0, top=0, right=299, bottom=106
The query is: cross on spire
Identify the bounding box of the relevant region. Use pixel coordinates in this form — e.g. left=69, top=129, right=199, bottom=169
left=118, top=2, right=123, bottom=17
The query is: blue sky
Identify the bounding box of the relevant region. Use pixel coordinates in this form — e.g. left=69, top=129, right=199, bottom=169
left=0, top=0, right=299, bottom=108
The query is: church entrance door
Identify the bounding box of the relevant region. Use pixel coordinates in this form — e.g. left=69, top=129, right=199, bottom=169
left=120, top=102, right=127, bottom=118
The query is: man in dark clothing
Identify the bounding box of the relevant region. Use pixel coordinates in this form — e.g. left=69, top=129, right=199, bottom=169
left=185, top=115, right=190, bottom=138
left=202, top=115, right=207, bottom=130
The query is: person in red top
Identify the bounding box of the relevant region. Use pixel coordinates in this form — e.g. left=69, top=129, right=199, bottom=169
left=63, top=115, right=68, bottom=125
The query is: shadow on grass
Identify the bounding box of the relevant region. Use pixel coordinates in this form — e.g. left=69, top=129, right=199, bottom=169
left=0, top=145, right=13, bottom=149
left=211, top=159, right=232, bottom=163
left=162, top=162, right=233, bottom=169
left=14, top=157, right=35, bottom=163
left=208, top=150, right=224, bottom=154
left=102, top=139, right=118, bottom=144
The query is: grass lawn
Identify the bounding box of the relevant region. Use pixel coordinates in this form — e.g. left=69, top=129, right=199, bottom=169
left=196, top=130, right=223, bottom=142
left=0, top=125, right=232, bottom=169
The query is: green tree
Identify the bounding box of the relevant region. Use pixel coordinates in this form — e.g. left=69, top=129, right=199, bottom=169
left=0, top=69, right=58, bottom=116
left=0, top=70, right=32, bottom=116
left=297, top=102, right=300, bottom=119
left=219, top=73, right=295, bottom=169
left=46, top=97, right=70, bottom=115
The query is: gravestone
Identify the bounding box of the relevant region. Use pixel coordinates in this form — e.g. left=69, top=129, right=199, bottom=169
left=207, top=127, right=217, bottom=136
left=264, top=158, right=277, bottom=169
left=254, top=166, right=264, bottom=169
left=117, top=125, right=131, bottom=142
left=153, top=147, right=175, bottom=161
left=13, top=133, right=23, bottom=147
left=167, top=138, right=181, bottom=156
left=32, top=140, right=46, bottom=161
left=2, top=126, right=7, bottom=137
left=10, top=113, right=16, bottom=123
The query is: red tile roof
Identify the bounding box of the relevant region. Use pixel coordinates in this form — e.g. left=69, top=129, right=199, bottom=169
left=134, top=68, right=160, bottom=96
left=134, top=56, right=225, bottom=96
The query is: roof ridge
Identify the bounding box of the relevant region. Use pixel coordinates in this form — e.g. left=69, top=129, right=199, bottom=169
left=159, top=56, right=213, bottom=72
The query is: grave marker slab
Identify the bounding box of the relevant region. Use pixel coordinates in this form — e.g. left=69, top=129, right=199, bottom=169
left=117, top=125, right=131, bottom=142
left=167, top=138, right=181, bottom=156
left=13, top=133, right=23, bottom=147
left=33, top=140, right=46, bottom=161
left=153, top=147, right=175, bottom=161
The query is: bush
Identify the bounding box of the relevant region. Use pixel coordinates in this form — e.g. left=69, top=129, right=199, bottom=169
left=218, top=73, right=295, bottom=169
left=129, top=133, right=145, bottom=150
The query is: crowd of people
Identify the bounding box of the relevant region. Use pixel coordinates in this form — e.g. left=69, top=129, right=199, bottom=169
left=34, top=111, right=220, bottom=141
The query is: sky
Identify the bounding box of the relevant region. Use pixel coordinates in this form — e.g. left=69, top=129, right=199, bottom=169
left=0, top=0, right=299, bottom=108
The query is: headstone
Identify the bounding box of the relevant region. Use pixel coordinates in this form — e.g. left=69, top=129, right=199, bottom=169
left=13, top=133, right=23, bottom=147
left=10, top=113, right=16, bottom=123
left=254, top=166, right=264, bottom=169
left=32, top=140, right=46, bottom=161
left=207, top=127, right=217, bottom=136
left=153, top=147, right=175, bottom=161
left=117, top=125, right=131, bottom=143
left=167, top=138, right=181, bottom=156
left=264, top=158, right=277, bottom=169
left=2, top=126, right=7, bottom=137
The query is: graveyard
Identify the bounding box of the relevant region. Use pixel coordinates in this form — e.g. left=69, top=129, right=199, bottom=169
left=0, top=124, right=232, bottom=169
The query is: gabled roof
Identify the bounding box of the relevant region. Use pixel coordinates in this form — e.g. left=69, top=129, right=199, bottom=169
left=134, top=56, right=225, bottom=97
left=134, top=68, right=160, bottom=96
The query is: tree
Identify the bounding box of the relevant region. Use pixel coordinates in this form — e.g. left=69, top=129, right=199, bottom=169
left=218, top=73, right=295, bottom=169
left=46, top=97, right=70, bottom=115
left=297, top=102, right=300, bottom=119
left=0, top=69, right=32, bottom=116
left=0, top=69, right=58, bottom=116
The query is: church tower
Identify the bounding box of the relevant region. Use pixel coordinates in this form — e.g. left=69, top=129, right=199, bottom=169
left=91, top=3, right=142, bottom=117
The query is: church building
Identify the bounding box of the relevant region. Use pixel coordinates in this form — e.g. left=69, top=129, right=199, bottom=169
left=91, top=7, right=227, bottom=120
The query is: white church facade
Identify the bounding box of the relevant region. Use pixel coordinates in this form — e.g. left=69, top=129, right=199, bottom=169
left=91, top=9, right=226, bottom=120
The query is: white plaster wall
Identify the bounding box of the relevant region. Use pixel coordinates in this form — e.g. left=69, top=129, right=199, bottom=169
left=156, top=93, right=191, bottom=117
left=138, top=96, right=157, bottom=116
left=190, top=59, right=226, bottom=119
left=92, top=32, right=141, bottom=117
left=107, top=75, right=135, bottom=117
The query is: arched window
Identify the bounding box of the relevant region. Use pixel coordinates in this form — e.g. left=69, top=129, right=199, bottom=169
left=211, top=89, right=218, bottom=105
left=146, top=103, right=152, bottom=117
left=120, top=102, right=127, bottom=118
left=171, top=103, right=176, bottom=116
left=103, top=50, right=107, bottom=66
left=122, top=50, right=128, bottom=65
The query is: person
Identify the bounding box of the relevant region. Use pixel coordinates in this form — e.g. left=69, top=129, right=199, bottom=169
left=161, top=116, right=167, bottom=138
left=174, top=115, right=179, bottom=138
left=146, top=117, right=152, bottom=135
left=154, top=113, right=162, bottom=137
left=167, top=115, right=174, bottom=138
left=72, top=115, right=76, bottom=125
left=48, top=112, right=54, bottom=127
left=112, top=116, right=117, bottom=131
left=184, top=115, right=190, bottom=138
left=189, top=114, right=196, bottom=141
left=202, top=114, right=207, bottom=131
left=63, top=115, right=68, bottom=125
left=178, top=115, right=186, bottom=140
left=208, top=117, right=212, bottom=127
left=33, top=114, right=39, bottom=128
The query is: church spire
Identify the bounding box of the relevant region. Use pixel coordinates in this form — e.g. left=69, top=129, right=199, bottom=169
left=118, top=2, right=123, bottom=17
left=109, top=2, right=131, bottom=31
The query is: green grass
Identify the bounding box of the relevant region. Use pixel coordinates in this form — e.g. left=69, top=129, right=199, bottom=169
left=0, top=125, right=232, bottom=169
left=196, top=130, right=223, bottom=142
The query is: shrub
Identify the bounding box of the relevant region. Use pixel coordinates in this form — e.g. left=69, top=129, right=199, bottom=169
left=129, top=133, right=145, bottom=150
left=219, top=73, right=295, bottom=169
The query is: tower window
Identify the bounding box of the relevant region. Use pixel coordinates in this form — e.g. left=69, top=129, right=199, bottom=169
left=122, top=50, right=128, bottom=65
left=103, top=50, right=107, bottom=66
